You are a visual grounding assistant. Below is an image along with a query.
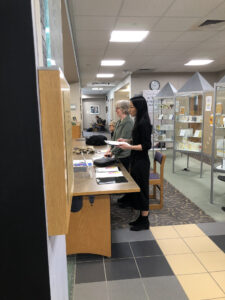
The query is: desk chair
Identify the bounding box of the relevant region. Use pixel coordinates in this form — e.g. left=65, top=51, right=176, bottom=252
left=149, top=151, right=166, bottom=210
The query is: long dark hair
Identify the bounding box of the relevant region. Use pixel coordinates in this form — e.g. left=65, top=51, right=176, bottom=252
left=130, top=95, right=151, bottom=134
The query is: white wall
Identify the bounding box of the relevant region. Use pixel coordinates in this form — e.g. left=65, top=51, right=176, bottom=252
left=70, top=83, right=81, bottom=123
left=82, top=98, right=106, bottom=129
left=131, top=72, right=220, bottom=97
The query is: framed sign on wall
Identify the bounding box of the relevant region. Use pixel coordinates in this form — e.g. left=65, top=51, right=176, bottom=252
left=90, top=105, right=100, bottom=114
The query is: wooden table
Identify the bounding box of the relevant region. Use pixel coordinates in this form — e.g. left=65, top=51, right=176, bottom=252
left=66, top=139, right=140, bottom=257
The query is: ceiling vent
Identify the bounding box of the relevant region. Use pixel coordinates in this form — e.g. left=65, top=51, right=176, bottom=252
left=192, top=19, right=225, bottom=31
left=133, top=68, right=155, bottom=74
left=199, top=20, right=225, bottom=27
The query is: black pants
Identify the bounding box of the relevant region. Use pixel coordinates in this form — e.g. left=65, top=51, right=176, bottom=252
left=119, top=156, right=130, bottom=171
left=130, top=158, right=150, bottom=211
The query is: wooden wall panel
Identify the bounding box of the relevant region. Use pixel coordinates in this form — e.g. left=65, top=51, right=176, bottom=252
left=38, top=69, right=73, bottom=235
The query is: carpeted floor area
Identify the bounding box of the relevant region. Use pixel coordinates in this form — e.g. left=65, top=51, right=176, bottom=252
left=111, top=179, right=215, bottom=229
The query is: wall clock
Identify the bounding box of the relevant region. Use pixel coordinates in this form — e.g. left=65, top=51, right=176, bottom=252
left=149, top=80, right=160, bottom=90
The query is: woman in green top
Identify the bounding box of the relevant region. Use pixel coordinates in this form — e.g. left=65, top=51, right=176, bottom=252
left=105, top=100, right=133, bottom=170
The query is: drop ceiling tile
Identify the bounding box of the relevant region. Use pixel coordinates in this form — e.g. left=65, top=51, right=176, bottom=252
left=165, top=0, right=224, bottom=18
left=73, top=0, right=123, bottom=16
left=114, top=16, right=159, bottom=30
left=176, top=30, right=215, bottom=42
left=75, top=30, right=110, bottom=42
left=76, top=39, right=108, bottom=49
left=120, top=0, right=174, bottom=17
left=165, top=41, right=200, bottom=51
left=147, top=31, right=182, bottom=42
left=104, top=43, right=137, bottom=57
left=206, top=1, right=225, bottom=19
left=75, top=16, right=116, bottom=31
left=153, top=17, right=200, bottom=31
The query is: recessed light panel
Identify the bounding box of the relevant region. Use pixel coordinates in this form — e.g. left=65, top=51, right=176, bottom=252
left=92, top=87, right=103, bottom=90
left=101, top=60, right=125, bottom=66
left=185, top=59, right=214, bottom=66
left=110, top=31, right=149, bottom=42
left=96, top=73, right=114, bottom=78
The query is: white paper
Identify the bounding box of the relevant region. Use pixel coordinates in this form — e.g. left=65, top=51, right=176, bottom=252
left=95, top=171, right=123, bottom=178
left=205, top=96, right=212, bottom=111
left=95, top=167, right=119, bottom=172
left=105, top=140, right=129, bottom=146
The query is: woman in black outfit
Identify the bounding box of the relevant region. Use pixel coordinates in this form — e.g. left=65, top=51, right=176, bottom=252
left=118, top=95, right=152, bottom=231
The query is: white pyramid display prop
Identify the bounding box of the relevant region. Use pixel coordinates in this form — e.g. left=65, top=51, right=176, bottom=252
left=156, top=82, right=177, bottom=98
left=178, top=72, right=213, bottom=94
left=218, top=74, right=225, bottom=83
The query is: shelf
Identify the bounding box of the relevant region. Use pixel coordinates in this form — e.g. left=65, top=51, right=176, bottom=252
left=177, top=121, right=202, bottom=124
left=154, top=139, right=173, bottom=142
left=175, top=149, right=201, bottom=153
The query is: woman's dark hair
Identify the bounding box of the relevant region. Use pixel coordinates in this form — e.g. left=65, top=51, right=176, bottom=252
left=130, top=95, right=151, bottom=134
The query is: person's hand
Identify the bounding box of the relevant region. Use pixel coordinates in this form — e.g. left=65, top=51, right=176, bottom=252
left=118, top=143, right=131, bottom=150
left=104, top=150, right=112, bottom=157
left=117, top=138, right=127, bottom=142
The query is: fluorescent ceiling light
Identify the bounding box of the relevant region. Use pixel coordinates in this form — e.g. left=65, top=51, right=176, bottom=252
left=92, top=87, right=103, bottom=90
left=96, top=73, right=114, bottom=78
left=185, top=59, right=214, bottom=66
left=110, top=31, right=149, bottom=42
left=101, top=60, right=125, bottom=66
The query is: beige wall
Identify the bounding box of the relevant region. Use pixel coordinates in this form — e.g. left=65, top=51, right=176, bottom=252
left=82, top=98, right=106, bottom=129
left=131, top=72, right=222, bottom=97
left=70, top=83, right=81, bottom=123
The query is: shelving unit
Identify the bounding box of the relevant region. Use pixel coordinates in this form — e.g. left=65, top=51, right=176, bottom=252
left=173, top=72, right=213, bottom=177
left=210, top=75, right=225, bottom=203
left=152, top=82, right=177, bottom=153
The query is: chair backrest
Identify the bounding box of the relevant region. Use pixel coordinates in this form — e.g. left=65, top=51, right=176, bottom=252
left=154, top=151, right=166, bottom=180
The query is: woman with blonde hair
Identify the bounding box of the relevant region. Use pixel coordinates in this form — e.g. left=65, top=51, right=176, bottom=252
left=105, top=100, right=133, bottom=170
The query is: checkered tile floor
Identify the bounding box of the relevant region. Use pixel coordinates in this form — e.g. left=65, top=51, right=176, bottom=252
left=68, top=222, right=225, bottom=300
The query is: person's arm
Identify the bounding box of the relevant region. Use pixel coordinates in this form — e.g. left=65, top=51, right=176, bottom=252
left=111, top=121, right=133, bottom=156
left=119, top=121, right=152, bottom=151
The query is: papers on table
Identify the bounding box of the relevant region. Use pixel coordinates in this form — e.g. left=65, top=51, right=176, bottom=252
left=73, top=159, right=93, bottom=167
left=96, top=171, right=123, bottom=178
left=95, top=167, right=119, bottom=172
left=95, top=166, right=123, bottom=178
left=105, top=140, right=129, bottom=146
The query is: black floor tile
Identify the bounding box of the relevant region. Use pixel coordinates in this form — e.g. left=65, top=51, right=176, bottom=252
left=110, top=242, right=133, bottom=259
left=136, top=256, right=174, bottom=278
left=130, top=240, right=163, bottom=257
left=105, top=258, right=139, bottom=281
left=76, top=253, right=103, bottom=263
left=75, top=261, right=105, bottom=284
left=209, top=235, right=225, bottom=252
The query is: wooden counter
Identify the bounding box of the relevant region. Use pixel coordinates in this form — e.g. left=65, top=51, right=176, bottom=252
left=66, top=139, right=140, bottom=257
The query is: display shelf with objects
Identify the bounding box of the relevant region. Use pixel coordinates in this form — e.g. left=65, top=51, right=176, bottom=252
left=173, top=72, right=214, bottom=177
left=210, top=75, right=225, bottom=203
left=152, top=82, right=177, bottom=153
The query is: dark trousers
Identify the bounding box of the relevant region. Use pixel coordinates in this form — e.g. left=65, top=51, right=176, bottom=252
left=130, top=158, right=150, bottom=211
left=119, top=156, right=130, bottom=171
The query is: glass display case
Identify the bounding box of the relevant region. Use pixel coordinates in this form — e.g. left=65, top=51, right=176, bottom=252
left=173, top=92, right=205, bottom=177
left=152, top=96, right=175, bottom=151
left=210, top=79, right=225, bottom=203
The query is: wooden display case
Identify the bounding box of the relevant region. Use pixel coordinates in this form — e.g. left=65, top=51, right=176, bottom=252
left=38, top=68, right=74, bottom=236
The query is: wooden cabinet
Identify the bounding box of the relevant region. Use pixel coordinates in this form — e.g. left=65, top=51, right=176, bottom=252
left=72, top=123, right=81, bottom=138
left=38, top=68, right=74, bottom=236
